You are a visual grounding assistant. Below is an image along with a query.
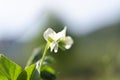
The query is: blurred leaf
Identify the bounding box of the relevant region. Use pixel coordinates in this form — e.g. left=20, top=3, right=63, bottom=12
left=44, top=56, right=55, bottom=65
left=0, top=73, right=8, bottom=80
left=30, top=62, right=40, bottom=80
left=26, top=48, right=42, bottom=66
left=41, top=65, right=56, bottom=80
left=17, top=62, right=40, bottom=80
left=0, top=54, right=22, bottom=80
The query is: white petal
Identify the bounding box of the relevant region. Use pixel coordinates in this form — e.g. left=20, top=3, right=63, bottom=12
left=50, top=42, right=58, bottom=53
left=50, top=42, right=56, bottom=52
left=65, top=36, right=74, bottom=49
left=54, top=43, right=58, bottom=53
left=56, top=27, right=67, bottom=40
left=43, top=28, right=56, bottom=41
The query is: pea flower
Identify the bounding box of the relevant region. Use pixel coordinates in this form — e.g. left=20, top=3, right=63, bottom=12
left=43, top=27, right=74, bottom=53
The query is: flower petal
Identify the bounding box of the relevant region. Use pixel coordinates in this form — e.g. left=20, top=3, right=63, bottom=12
left=54, top=43, right=58, bottom=53
left=43, top=28, right=56, bottom=41
left=65, top=36, right=74, bottom=49
left=56, top=27, right=67, bottom=41
left=50, top=42, right=56, bottom=52
left=50, top=42, right=58, bottom=53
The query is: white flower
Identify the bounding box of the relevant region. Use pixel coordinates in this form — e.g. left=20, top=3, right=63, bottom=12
left=43, top=27, right=74, bottom=53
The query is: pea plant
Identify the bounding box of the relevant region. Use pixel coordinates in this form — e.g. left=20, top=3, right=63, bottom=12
left=0, top=27, right=73, bottom=80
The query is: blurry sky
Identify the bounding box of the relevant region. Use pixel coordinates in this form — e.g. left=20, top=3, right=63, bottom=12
left=0, top=0, right=120, bottom=41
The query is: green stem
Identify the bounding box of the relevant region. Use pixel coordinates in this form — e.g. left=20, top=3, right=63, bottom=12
left=40, top=43, right=49, bottom=70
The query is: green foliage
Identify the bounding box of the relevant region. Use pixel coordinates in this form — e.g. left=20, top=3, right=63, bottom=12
left=0, top=53, right=56, bottom=80
left=40, top=65, right=56, bottom=80
left=40, top=56, right=56, bottom=80
left=44, top=56, right=55, bottom=65
left=17, top=63, right=40, bottom=80
left=26, top=46, right=56, bottom=80
left=0, top=52, right=56, bottom=80
left=0, top=54, right=40, bottom=80
left=0, top=54, right=22, bottom=80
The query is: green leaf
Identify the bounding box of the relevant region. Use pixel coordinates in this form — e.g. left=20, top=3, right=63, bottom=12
left=17, top=62, right=40, bottom=80
left=41, top=65, right=56, bottom=80
left=30, top=62, right=40, bottom=80
left=0, top=54, right=22, bottom=80
left=0, top=71, right=8, bottom=80
left=44, top=56, right=55, bottom=65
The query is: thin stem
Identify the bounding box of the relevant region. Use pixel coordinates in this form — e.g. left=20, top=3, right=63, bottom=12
left=40, top=43, right=49, bottom=70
